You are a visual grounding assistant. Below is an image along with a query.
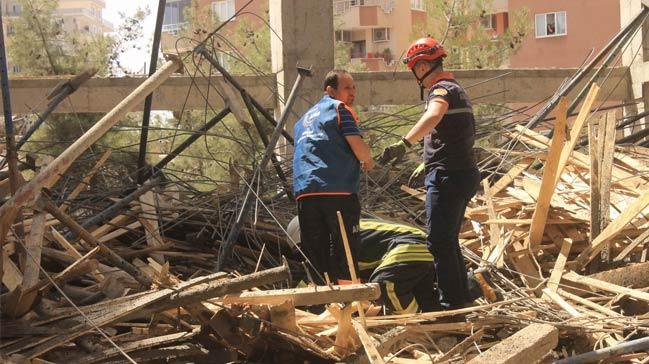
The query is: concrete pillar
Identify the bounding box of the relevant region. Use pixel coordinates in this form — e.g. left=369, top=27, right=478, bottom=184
left=269, top=0, right=335, bottom=131
left=620, top=0, right=649, bottom=138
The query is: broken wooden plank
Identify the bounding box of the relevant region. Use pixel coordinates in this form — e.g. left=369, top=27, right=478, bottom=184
left=467, top=323, right=558, bottom=364
left=352, top=319, right=386, bottom=364
left=435, top=328, right=484, bottom=363
left=269, top=299, right=299, bottom=333
left=576, top=189, right=649, bottom=267
left=222, top=283, right=381, bottom=307
left=546, top=238, right=573, bottom=293
left=489, top=158, right=534, bottom=196
left=613, top=228, right=649, bottom=261
left=20, top=265, right=289, bottom=359
left=528, top=97, right=570, bottom=248
left=84, top=329, right=199, bottom=364
left=562, top=271, right=649, bottom=303
left=2, top=250, right=22, bottom=290
left=139, top=190, right=164, bottom=263
left=587, top=261, right=649, bottom=289
left=482, top=178, right=501, bottom=261
left=0, top=57, right=182, bottom=242
left=41, top=197, right=152, bottom=287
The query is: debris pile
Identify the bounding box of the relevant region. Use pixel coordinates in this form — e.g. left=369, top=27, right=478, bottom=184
left=2, top=48, right=649, bottom=364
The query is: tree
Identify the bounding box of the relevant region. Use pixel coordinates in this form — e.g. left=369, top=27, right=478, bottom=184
left=5, top=0, right=150, bottom=192
left=414, top=0, right=530, bottom=70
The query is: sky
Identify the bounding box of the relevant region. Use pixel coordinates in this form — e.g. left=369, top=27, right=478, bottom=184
left=103, top=0, right=160, bottom=73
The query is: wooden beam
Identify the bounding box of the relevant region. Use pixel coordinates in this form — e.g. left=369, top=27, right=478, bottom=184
left=466, top=323, right=558, bottom=364
left=13, top=208, right=47, bottom=315
left=328, top=303, right=359, bottom=357
left=512, top=125, right=648, bottom=194
left=546, top=238, right=572, bottom=293
left=527, top=97, right=569, bottom=249
left=352, top=319, right=386, bottom=364
left=222, top=283, right=381, bottom=307
left=482, top=179, right=501, bottom=262
left=589, top=115, right=602, bottom=241
left=588, top=261, right=649, bottom=289
left=576, top=189, right=649, bottom=267
left=139, top=191, right=164, bottom=263
left=2, top=249, right=22, bottom=290
left=0, top=57, right=182, bottom=239
left=436, top=328, right=484, bottom=363
left=270, top=299, right=299, bottom=333
left=562, top=271, right=649, bottom=303
left=613, top=225, right=649, bottom=261
left=589, top=112, right=616, bottom=264
left=541, top=288, right=582, bottom=317
left=489, top=158, right=534, bottom=196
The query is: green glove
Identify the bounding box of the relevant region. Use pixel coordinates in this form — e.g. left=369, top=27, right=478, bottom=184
left=408, top=162, right=425, bottom=186
left=378, top=138, right=409, bottom=165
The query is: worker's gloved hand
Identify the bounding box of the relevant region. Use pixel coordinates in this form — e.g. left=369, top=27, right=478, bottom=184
left=408, top=162, right=426, bottom=186
left=377, top=139, right=408, bottom=165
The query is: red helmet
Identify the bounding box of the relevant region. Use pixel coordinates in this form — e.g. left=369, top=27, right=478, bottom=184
left=403, top=37, right=447, bottom=70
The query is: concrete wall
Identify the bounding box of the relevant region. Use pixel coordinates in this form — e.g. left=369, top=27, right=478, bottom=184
left=1, top=68, right=632, bottom=113
left=509, top=0, right=620, bottom=68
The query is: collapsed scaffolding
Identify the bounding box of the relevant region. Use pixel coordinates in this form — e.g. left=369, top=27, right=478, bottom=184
left=1, top=2, right=649, bottom=364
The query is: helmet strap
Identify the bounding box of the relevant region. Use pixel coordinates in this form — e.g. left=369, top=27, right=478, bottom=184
left=412, top=60, right=442, bottom=100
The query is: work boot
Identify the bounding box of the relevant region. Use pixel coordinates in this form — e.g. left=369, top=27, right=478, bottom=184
left=467, top=268, right=501, bottom=303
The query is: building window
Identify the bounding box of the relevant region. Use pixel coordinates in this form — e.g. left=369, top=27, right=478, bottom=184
left=163, top=0, right=191, bottom=27
left=6, top=25, right=15, bottom=35
left=335, top=30, right=352, bottom=42
left=212, top=0, right=235, bottom=22
left=535, top=11, right=567, bottom=38
left=411, top=0, right=425, bottom=11
left=481, top=14, right=496, bottom=29
left=12, top=64, right=20, bottom=73
left=372, top=27, right=390, bottom=42
left=351, top=40, right=366, bottom=58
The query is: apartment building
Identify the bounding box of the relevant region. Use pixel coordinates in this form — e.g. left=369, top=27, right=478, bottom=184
left=333, top=0, right=428, bottom=71
left=509, top=0, right=621, bottom=68
left=2, top=0, right=113, bottom=73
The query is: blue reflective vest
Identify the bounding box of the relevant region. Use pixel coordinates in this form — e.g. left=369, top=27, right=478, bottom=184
left=293, top=95, right=360, bottom=199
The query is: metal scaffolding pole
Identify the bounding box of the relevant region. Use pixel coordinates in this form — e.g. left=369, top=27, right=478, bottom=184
left=216, top=67, right=311, bottom=271
left=137, top=0, right=167, bottom=185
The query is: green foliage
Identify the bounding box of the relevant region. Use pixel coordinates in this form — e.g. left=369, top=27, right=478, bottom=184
left=182, top=0, right=271, bottom=75
left=414, top=0, right=531, bottom=69
left=6, top=0, right=150, bottom=192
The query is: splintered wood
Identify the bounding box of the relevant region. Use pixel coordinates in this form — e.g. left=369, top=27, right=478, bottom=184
left=2, top=70, right=649, bottom=364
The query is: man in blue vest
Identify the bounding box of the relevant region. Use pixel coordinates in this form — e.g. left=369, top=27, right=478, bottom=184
left=378, top=38, right=481, bottom=310
left=292, top=69, right=374, bottom=284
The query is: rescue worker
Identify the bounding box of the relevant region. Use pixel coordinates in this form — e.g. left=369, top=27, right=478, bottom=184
left=377, top=38, right=480, bottom=309
left=292, top=69, right=374, bottom=284
left=287, top=217, right=495, bottom=315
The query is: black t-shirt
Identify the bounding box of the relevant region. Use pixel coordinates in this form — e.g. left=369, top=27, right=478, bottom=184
left=423, top=78, right=477, bottom=173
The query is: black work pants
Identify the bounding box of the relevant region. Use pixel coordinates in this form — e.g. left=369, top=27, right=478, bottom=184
left=370, top=262, right=437, bottom=314
left=425, top=167, right=480, bottom=309
left=297, top=194, right=361, bottom=284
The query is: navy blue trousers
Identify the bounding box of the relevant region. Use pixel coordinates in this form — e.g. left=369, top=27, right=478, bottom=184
left=297, top=194, right=361, bottom=284
left=425, top=168, right=480, bottom=309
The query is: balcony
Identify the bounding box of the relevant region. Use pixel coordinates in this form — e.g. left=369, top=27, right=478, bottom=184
left=333, top=0, right=395, bottom=16
left=162, top=22, right=188, bottom=35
